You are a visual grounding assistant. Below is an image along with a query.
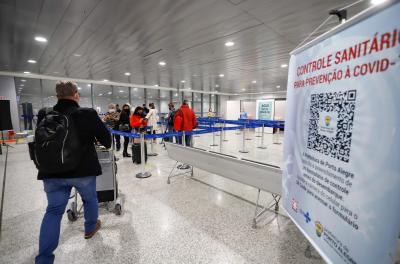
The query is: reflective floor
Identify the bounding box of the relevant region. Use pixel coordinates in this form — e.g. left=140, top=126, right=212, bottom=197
left=0, top=130, right=325, bottom=264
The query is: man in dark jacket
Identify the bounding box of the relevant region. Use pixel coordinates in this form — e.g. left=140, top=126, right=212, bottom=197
left=35, top=81, right=111, bottom=264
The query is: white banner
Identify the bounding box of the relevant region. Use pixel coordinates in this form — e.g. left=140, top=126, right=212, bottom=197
left=283, top=2, right=400, bottom=264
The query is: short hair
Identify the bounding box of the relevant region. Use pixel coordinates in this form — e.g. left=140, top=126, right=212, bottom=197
left=183, top=100, right=188, bottom=105
left=55, top=81, right=78, bottom=98
left=108, top=103, right=116, bottom=109
left=168, top=102, right=174, bottom=108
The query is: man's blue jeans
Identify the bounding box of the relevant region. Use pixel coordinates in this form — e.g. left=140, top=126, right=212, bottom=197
left=35, top=176, right=98, bottom=264
left=177, top=134, right=192, bottom=146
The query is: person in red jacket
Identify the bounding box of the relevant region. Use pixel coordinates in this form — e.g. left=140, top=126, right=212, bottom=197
left=174, top=100, right=198, bottom=146
left=130, top=106, right=147, bottom=133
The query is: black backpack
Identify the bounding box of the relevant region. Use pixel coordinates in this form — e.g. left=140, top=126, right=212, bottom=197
left=167, top=110, right=176, bottom=126
left=30, top=108, right=82, bottom=174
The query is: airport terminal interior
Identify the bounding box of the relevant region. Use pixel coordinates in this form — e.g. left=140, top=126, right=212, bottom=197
left=0, top=0, right=399, bottom=263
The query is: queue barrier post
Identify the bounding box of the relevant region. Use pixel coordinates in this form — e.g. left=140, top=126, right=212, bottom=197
left=136, top=133, right=151, bottom=178
left=273, top=126, right=282, bottom=145
left=257, top=123, right=267, bottom=149
left=256, top=123, right=262, bottom=137
left=223, top=121, right=228, bottom=142
left=148, top=128, right=158, bottom=156
left=210, top=126, right=218, bottom=147
left=245, top=122, right=252, bottom=141
left=239, top=124, right=249, bottom=153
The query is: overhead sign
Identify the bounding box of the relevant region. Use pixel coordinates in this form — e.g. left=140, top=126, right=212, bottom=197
left=256, top=99, right=274, bottom=120
left=283, top=2, right=400, bottom=264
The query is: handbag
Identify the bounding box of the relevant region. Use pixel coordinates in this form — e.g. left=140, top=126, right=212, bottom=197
left=119, top=124, right=130, bottom=132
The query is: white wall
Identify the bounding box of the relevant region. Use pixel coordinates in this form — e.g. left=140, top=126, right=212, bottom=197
left=0, top=76, right=19, bottom=132
left=219, top=95, right=228, bottom=119
left=274, top=100, right=286, bottom=121
left=226, top=100, right=241, bottom=120
left=241, top=101, right=257, bottom=119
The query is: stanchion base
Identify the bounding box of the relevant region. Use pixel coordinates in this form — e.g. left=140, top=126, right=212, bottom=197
left=239, top=150, right=249, bottom=153
left=245, top=138, right=252, bottom=141
left=136, top=172, right=152, bottom=178
left=257, top=146, right=267, bottom=149
left=194, top=135, right=200, bottom=137
left=256, top=135, right=262, bottom=138
left=223, top=139, right=228, bottom=142
left=273, top=142, right=282, bottom=145
left=148, top=153, right=158, bottom=156
left=210, top=144, right=218, bottom=146
left=177, top=164, right=191, bottom=170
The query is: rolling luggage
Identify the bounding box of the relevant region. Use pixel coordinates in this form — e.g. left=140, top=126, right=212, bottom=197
left=132, top=142, right=147, bottom=164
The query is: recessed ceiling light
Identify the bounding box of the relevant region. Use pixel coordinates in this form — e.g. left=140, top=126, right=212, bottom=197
left=124, top=72, right=131, bottom=76
left=27, top=59, right=37, bottom=64
left=20, top=84, right=24, bottom=87
left=159, top=61, right=166, bottom=66
left=219, top=74, right=224, bottom=77
left=174, top=93, right=178, bottom=97
left=371, top=0, right=386, bottom=4
left=281, top=64, right=288, bottom=68
left=276, top=85, right=281, bottom=89
left=108, top=91, right=112, bottom=95
left=73, top=53, right=81, bottom=57
left=34, top=36, right=47, bottom=43
left=187, top=87, right=191, bottom=90
left=99, top=93, right=103, bottom=96
left=252, top=80, right=257, bottom=84
left=78, top=87, right=82, bottom=90
left=225, top=41, right=235, bottom=47
left=103, top=79, right=108, bottom=82
left=181, top=80, right=185, bottom=83
left=242, top=88, right=246, bottom=91
left=211, top=94, right=215, bottom=97
left=215, top=84, right=219, bottom=88
left=21, top=79, right=26, bottom=82
left=133, top=88, right=138, bottom=91
left=87, top=84, right=91, bottom=87
left=23, top=71, right=31, bottom=74
left=154, top=84, right=159, bottom=87
left=119, top=90, right=124, bottom=93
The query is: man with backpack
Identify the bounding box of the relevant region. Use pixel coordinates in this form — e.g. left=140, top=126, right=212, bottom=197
left=165, top=102, right=176, bottom=142
left=31, top=81, right=111, bottom=264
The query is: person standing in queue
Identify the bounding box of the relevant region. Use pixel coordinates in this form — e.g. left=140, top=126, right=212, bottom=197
left=33, top=81, right=111, bottom=264
left=165, top=102, right=176, bottom=142
left=119, top=103, right=132, bottom=157
left=130, top=106, right=148, bottom=164
left=103, top=103, right=121, bottom=151
left=145, top=103, right=159, bottom=141
left=174, top=100, right=198, bottom=146
left=142, top=104, right=149, bottom=115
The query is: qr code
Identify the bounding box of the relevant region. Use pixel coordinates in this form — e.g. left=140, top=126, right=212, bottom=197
left=307, top=90, right=357, bottom=163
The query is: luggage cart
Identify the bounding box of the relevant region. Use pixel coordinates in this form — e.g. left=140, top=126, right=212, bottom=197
left=66, top=146, right=122, bottom=221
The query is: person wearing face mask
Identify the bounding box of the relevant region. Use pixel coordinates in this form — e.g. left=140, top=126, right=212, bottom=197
left=118, top=103, right=131, bottom=157
left=103, top=104, right=121, bottom=150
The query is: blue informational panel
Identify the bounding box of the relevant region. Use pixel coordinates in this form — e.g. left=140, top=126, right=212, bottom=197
left=283, top=2, right=400, bottom=264
left=256, top=99, right=274, bottom=120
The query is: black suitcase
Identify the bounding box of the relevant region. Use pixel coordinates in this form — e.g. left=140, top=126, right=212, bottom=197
left=132, top=143, right=147, bottom=164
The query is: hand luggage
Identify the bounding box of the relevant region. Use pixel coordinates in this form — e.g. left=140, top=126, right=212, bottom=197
left=131, top=142, right=147, bottom=164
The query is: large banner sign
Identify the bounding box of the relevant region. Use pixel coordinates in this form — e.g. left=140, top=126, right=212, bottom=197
left=283, top=2, right=400, bottom=264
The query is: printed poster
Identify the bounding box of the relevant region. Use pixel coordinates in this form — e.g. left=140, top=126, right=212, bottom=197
left=283, top=2, right=400, bottom=264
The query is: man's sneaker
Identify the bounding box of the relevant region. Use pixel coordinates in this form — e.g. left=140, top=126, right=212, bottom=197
left=84, top=220, right=101, bottom=239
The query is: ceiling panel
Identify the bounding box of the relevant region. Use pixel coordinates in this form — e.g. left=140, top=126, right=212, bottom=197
left=0, top=0, right=373, bottom=95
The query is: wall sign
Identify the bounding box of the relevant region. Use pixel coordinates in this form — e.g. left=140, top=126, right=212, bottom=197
left=283, top=2, right=400, bottom=264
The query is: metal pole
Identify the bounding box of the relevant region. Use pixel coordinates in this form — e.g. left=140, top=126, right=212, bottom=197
left=90, top=83, right=94, bottom=108
left=258, top=123, right=267, bottom=149
left=136, top=133, right=151, bottom=178
left=256, top=122, right=262, bottom=137
left=219, top=125, right=223, bottom=153
left=148, top=129, right=158, bottom=156
left=210, top=125, right=218, bottom=146
left=245, top=121, right=252, bottom=140
left=223, top=121, right=228, bottom=142
left=273, top=127, right=282, bottom=145
left=239, top=125, right=249, bottom=153
left=0, top=145, right=9, bottom=237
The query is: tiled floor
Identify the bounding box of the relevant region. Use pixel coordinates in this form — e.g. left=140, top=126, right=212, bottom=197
left=0, top=131, right=325, bottom=264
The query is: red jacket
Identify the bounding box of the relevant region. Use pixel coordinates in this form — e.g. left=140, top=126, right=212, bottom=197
left=130, top=114, right=147, bottom=128
left=174, top=105, right=198, bottom=132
